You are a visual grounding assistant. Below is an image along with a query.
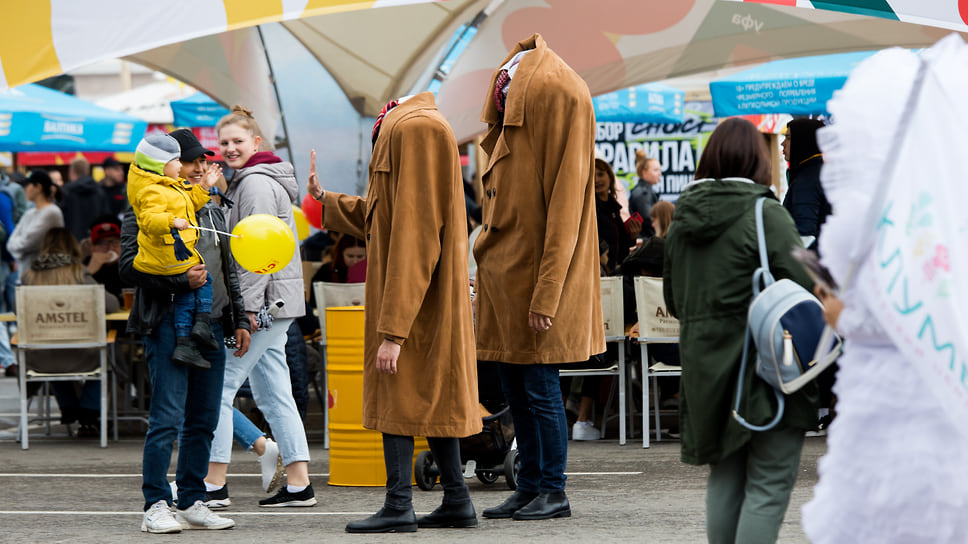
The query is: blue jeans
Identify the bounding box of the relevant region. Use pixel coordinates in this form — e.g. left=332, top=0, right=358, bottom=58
left=142, top=315, right=226, bottom=511
left=232, top=407, right=264, bottom=451
left=172, top=272, right=213, bottom=338
left=496, top=362, right=568, bottom=493
left=211, top=318, right=310, bottom=466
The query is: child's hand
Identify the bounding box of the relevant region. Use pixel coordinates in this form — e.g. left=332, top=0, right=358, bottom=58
left=202, top=163, right=222, bottom=188
left=173, top=218, right=189, bottom=230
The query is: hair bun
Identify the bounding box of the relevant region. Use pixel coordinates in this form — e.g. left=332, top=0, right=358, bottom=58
left=231, top=105, right=254, bottom=118
left=634, top=149, right=646, bottom=160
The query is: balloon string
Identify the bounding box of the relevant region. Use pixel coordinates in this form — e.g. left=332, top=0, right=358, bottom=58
left=190, top=225, right=240, bottom=238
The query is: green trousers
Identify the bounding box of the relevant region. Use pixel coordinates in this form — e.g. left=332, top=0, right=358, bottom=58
left=705, top=426, right=805, bottom=544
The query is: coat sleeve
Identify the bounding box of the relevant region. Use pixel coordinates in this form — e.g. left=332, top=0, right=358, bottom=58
left=188, top=184, right=211, bottom=213
left=321, top=192, right=367, bottom=240
left=136, top=186, right=176, bottom=235
left=118, top=209, right=191, bottom=293
left=527, top=81, right=596, bottom=318
left=764, top=200, right=814, bottom=291
left=374, top=116, right=450, bottom=340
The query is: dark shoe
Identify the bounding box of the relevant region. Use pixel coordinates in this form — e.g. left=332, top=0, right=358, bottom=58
left=172, top=338, right=211, bottom=369
left=481, top=491, right=539, bottom=519
left=512, top=491, right=571, bottom=520
left=204, top=484, right=231, bottom=509
left=258, top=484, right=317, bottom=507
left=190, top=316, right=219, bottom=351
left=76, top=424, right=99, bottom=438
left=417, top=501, right=477, bottom=528
left=345, top=507, right=417, bottom=533
left=4, top=364, right=16, bottom=377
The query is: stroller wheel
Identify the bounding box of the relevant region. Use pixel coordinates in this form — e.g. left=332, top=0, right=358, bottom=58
left=477, top=471, right=499, bottom=485
left=415, top=450, right=438, bottom=491
left=503, top=449, right=520, bottom=490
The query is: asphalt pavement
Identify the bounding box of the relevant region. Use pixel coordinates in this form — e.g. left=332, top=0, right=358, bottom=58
left=0, top=377, right=824, bottom=543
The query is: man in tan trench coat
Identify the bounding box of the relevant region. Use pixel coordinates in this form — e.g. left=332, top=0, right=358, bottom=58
left=307, top=92, right=482, bottom=533
left=475, top=34, right=606, bottom=521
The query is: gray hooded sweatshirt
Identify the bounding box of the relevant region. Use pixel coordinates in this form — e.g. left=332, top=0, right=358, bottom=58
left=224, top=160, right=305, bottom=319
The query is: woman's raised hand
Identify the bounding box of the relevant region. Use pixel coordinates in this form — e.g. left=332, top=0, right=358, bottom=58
left=202, top=163, right=222, bottom=189
left=307, top=149, right=324, bottom=200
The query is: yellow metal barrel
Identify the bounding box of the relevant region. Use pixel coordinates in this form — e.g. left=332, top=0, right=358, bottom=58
left=326, top=306, right=427, bottom=486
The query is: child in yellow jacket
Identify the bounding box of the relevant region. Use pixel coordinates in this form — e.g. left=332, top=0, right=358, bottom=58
left=128, top=133, right=221, bottom=368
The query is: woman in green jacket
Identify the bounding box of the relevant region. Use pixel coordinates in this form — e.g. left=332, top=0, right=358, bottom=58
left=663, top=118, right=817, bottom=544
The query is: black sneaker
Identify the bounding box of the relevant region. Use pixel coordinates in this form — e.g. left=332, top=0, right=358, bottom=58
left=203, top=484, right=231, bottom=509
left=259, top=484, right=317, bottom=508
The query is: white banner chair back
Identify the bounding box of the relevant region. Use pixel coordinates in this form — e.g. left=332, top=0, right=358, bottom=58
left=15, top=285, right=109, bottom=449
left=634, top=276, right=681, bottom=448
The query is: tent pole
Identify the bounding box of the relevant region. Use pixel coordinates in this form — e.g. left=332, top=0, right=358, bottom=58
left=256, top=25, right=297, bottom=181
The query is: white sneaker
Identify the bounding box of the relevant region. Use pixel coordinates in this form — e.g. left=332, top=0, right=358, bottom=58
left=259, top=438, right=284, bottom=493
left=572, top=421, right=601, bottom=441
left=141, top=500, right=182, bottom=534
left=174, top=500, right=235, bottom=530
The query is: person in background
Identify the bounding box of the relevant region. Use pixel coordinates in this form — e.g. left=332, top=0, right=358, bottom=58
left=308, top=234, right=365, bottom=310
left=628, top=149, right=662, bottom=239
left=0, top=176, right=15, bottom=377
left=101, top=157, right=129, bottom=218
left=21, top=227, right=120, bottom=437
left=0, top=167, right=27, bottom=223
left=47, top=169, right=64, bottom=189
left=84, top=216, right=124, bottom=300
left=663, top=118, right=816, bottom=544
left=124, top=127, right=251, bottom=534
left=8, top=170, right=64, bottom=274
left=207, top=105, right=315, bottom=509
left=781, top=119, right=829, bottom=250
left=594, top=154, right=639, bottom=273
left=60, top=157, right=109, bottom=242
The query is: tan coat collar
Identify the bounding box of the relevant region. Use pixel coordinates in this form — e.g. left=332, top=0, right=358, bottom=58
left=379, top=92, right=438, bottom=138
left=480, top=33, right=546, bottom=128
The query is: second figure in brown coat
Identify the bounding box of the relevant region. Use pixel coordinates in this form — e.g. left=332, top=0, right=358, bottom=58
left=309, top=92, right=481, bottom=533
left=476, top=34, right=606, bottom=521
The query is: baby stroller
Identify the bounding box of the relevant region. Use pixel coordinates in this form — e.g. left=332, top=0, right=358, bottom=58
left=415, top=361, right=519, bottom=490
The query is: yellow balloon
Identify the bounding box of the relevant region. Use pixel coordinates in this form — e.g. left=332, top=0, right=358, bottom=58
left=291, top=205, right=310, bottom=240
left=230, top=214, right=296, bottom=275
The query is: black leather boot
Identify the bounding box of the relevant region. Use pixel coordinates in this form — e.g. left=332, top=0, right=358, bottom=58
left=345, top=507, right=417, bottom=533
left=512, top=491, right=571, bottom=520
left=172, top=337, right=211, bottom=369
left=481, top=491, right=539, bottom=519
left=417, top=501, right=478, bottom=528
left=190, top=313, right=219, bottom=351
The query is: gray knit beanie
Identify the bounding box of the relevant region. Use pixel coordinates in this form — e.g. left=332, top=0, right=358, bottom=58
left=135, top=133, right=181, bottom=175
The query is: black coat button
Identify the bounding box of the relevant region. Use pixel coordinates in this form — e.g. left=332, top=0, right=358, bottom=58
left=366, top=233, right=370, bottom=240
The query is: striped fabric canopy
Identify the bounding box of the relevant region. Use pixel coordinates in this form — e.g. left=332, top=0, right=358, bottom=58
left=723, top=0, right=968, bottom=32
left=0, top=0, right=443, bottom=91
